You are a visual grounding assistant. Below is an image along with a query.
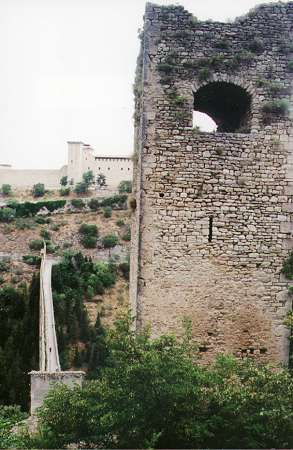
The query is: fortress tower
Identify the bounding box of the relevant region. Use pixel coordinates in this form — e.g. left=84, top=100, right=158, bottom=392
left=130, top=2, right=293, bottom=364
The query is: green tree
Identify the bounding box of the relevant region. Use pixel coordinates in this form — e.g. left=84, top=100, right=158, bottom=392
left=1, top=184, right=12, bottom=196
left=29, top=239, right=44, bottom=251
left=0, top=207, right=15, bottom=223
left=102, top=234, right=118, bottom=251
left=103, top=206, right=112, bottom=218
left=79, top=224, right=98, bottom=237
left=50, top=252, right=111, bottom=371
left=74, top=182, right=88, bottom=195
left=80, top=235, right=97, bottom=249
left=96, top=173, right=106, bottom=188
left=118, top=180, right=132, bottom=194
left=0, top=405, right=28, bottom=449
left=60, top=176, right=68, bottom=187
left=59, top=187, right=70, bottom=196
left=36, top=316, right=293, bottom=449
left=82, top=170, right=94, bottom=186
left=0, top=277, right=39, bottom=410
left=32, top=183, right=45, bottom=198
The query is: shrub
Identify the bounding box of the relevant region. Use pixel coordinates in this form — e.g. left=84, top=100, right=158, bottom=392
left=96, top=173, right=106, bottom=188
left=288, top=60, right=293, bottom=72
left=87, top=285, right=95, bottom=299
left=282, top=251, right=293, bottom=279
left=118, top=180, right=132, bottom=194
left=103, top=206, right=112, bottom=218
left=15, top=218, right=35, bottom=229
left=71, top=198, right=85, bottom=209
left=59, top=187, right=70, bottom=196
left=262, top=99, right=290, bottom=117
left=36, top=317, right=293, bottom=450
left=80, top=235, right=97, bottom=249
left=29, top=239, right=44, bottom=251
left=1, top=184, right=11, bottom=195
left=74, top=182, right=88, bottom=195
left=32, top=183, right=45, bottom=198
left=82, top=170, right=94, bottom=186
left=35, top=216, right=50, bottom=224
left=122, top=230, right=131, bottom=241
left=99, top=194, right=128, bottom=209
left=247, top=37, right=264, bottom=53
left=0, top=405, right=28, bottom=449
left=0, top=207, right=15, bottom=223
left=157, top=62, right=175, bottom=74
left=128, top=196, right=137, bottom=211
left=235, top=50, right=255, bottom=63
left=46, top=241, right=57, bottom=254
left=214, top=39, right=230, bottom=49
left=0, top=260, right=9, bottom=272
left=22, top=255, right=41, bottom=266
left=119, top=261, right=130, bottom=280
left=102, top=234, right=118, bottom=249
left=267, top=81, right=286, bottom=95
left=198, top=67, right=211, bottom=81
left=116, top=219, right=125, bottom=227
left=9, top=200, right=65, bottom=218
left=60, top=176, right=68, bottom=186
left=79, top=224, right=98, bottom=237
left=40, top=229, right=51, bottom=240
left=88, top=198, right=100, bottom=211
left=50, top=223, right=60, bottom=231
left=95, top=261, right=116, bottom=288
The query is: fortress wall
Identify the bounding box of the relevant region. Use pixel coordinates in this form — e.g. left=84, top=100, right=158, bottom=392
left=67, top=142, right=133, bottom=188
left=0, top=168, right=63, bottom=188
left=131, top=2, right=293, bottom=364
left=95, top=157, right=133, bottom=187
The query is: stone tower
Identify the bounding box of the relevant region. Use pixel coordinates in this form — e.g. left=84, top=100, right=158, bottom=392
left=130, top=2, right=293, bottom=364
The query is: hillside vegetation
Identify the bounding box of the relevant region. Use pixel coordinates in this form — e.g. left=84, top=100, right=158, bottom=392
left=0, top=194, right=131, bottom=413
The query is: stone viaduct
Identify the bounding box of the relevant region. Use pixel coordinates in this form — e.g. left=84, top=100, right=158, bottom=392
left=130, top=1, right=293, bottom=365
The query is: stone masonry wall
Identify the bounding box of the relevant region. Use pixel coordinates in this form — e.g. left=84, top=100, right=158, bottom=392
left=130, top=2, right=293, bottom=364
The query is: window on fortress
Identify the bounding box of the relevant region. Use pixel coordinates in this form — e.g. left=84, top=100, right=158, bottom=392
left=193, top=82, right=251, bottom=133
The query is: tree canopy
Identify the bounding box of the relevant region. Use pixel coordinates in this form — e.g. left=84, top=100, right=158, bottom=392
left=35, top=315, right=293, bottom=449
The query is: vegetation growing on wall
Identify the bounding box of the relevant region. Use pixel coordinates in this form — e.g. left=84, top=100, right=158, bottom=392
left=262, top=99, right=290, bottom=117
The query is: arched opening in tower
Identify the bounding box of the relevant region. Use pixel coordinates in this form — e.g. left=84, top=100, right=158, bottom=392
left=193, top=111, right=217, bottom=132
left=193, top=82, right=251, bottom=133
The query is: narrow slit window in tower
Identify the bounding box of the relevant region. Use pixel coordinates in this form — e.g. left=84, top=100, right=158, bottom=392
left=208, top=216, right=213, bottom=242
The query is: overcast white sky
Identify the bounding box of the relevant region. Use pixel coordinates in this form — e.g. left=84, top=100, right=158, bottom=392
left=0, top=0, right=287, bottom=169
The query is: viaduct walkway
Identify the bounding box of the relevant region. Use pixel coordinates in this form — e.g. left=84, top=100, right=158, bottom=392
left=39, top=249, right=60, bottom=372
left=29, top=244, right=84, bottom=414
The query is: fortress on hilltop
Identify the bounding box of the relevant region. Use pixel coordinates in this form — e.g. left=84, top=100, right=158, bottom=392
left=0, top=142, right=132, bottom=189
left=130, top=2, right=293, bottom=364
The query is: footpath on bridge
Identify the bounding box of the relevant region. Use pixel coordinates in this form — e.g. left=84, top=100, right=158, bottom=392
left=29, top=243, right=84, bottom=414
